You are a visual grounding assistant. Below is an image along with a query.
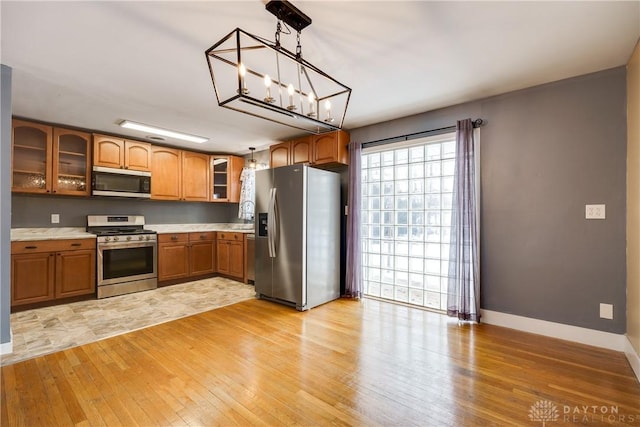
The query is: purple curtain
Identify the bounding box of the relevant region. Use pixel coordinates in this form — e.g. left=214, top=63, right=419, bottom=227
left=447, top=119, right=480, bottom=322
left=344, top=140, right=362, bottom=298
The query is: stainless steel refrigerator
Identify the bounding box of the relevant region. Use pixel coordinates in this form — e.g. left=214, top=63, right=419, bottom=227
left=255, top=163, right=341, bottom=311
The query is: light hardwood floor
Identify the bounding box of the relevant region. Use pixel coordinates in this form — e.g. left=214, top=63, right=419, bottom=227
left=2, top=297, right=639, bottom=426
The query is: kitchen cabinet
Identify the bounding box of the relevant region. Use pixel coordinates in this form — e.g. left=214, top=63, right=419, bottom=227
left=291, top=136, right=313, bottom=164
left=151, top=146, right=182, bottom=200
left=269, top=141, right=291, bottom=168
left=311, top=130, right=349, bottom=166
left=268, top=130, right=349, bottom=169
left=12, top=119, right=91, bottom=196
left=182, top=152, right=210, bottom=202
left=158, top=233, right=189, bottom=281
left=211, top=155, right=244, bottom=203
left=151, top=147, right=211, bottom=201
left=217, top=232, right=244, bottom=281
left=189, top=232, right=216, bottom=276
left=158, top=232, right=216, bottom=282
left=11, top=239, right=96, bottom=308
left=93, top=134, right=151, bottom=171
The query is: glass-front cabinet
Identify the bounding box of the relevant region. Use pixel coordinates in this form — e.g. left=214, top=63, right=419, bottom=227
left=211, top=155, right=244, bottom=203
left=12, top=119, right=90, bottom=196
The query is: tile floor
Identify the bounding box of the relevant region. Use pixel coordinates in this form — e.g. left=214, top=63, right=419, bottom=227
left=1, top=277, right=256, bottom=366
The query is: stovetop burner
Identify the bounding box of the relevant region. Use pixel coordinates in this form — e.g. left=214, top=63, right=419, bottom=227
left=86, top=215, right=156, bottom=236
left=90, top=228, right=157, bottom=236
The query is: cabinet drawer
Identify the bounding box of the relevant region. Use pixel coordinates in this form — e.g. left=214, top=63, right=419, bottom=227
left=217, top=232, right=242, bottom=241
left=11, top=239, right=95, bottom=254
left=158, top=233, right=189, bottom=243
left=189, top=231, right=215, bottom=242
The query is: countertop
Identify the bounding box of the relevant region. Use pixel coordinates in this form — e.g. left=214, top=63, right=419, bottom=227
left=146, top=223, right=254, bottom=234
left=11, top=224, right=254, bottom=241
left=11, top=227, right=96, bottom=242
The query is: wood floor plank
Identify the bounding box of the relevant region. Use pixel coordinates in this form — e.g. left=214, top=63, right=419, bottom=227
left=2, top=297, right=639, bottom=426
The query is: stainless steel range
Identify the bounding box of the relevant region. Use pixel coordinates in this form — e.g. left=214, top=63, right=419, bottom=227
left=87, top=215, right=157, bottom=298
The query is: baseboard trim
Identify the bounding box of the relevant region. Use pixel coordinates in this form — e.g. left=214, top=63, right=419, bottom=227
left=624, top=337, right=640, bottom=382
left=480, top=309, right=625, bottom=351
left=0, top=328, right=13, bottom=355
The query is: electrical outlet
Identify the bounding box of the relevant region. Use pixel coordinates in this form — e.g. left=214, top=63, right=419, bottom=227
left=585, top=204, right=606, bottom=219
left=599, top=303, right=613, bottom=320
left=51, top=214, right=60, bottom=224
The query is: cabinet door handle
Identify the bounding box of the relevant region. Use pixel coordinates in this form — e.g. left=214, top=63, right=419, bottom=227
left=171, top=236, right=178, bottom=241
left=200, top=234, right=206, bottom=239
left=71, top=243, right=82, bottom=247
left=25, top=245, right=37, bottom=249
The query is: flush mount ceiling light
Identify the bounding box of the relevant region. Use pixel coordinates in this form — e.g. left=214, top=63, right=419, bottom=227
left=205, top=0, right=351, bottom=134
left=119, top=120, right=208, bottom=144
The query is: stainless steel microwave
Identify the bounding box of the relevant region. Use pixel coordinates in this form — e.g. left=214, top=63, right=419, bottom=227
left=92, top=166, right=151, bottom=198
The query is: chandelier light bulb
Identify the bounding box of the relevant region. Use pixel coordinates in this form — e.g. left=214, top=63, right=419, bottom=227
left=324, top=99, right=334, bottom=123
left=238, top=63, right=249, bottom=95
left=287, top=84, right=296, bottom=111
left=263, top=74, right=274, bottom=103
left=307, top=92, right=316, bottom=117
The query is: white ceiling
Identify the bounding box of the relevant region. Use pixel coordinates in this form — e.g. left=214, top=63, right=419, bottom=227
left=2, top=1, right=639, bottom=154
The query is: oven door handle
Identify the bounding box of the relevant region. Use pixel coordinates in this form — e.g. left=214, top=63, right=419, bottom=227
left=98, top=241, right=157, bottom=250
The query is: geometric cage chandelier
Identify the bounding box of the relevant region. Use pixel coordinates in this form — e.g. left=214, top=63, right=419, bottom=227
left=205, top=0, right=352, bottom=134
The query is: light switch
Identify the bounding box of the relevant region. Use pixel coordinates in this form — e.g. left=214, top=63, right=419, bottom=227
left=585, top=204, right=606, bottom=219
left=51, top=214, right=60, bottom=224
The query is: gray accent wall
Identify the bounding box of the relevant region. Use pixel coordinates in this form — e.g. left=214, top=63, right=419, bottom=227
left=11, top=195, right=241, bottom=227
left=1, top=65, right=12, bottom=346
left=351, top=66, right=627, bottom=334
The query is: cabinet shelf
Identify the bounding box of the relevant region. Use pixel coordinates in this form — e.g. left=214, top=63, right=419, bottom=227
left=14, top=144, right=46, bottom=151
left=59, top=150, right=87, bottom=157
left=13, top=169, right=45, bottom=175
left=58, top=173, right=87, bottom=179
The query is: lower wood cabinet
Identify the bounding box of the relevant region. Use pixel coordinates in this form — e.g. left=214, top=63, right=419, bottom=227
left=216, top=232, right=244, bottom=281
left=11, top=239, right=96, bottom=308
left=158, top=231, right=247, bottom=283
left=189, top=232, right=216, bottom=276
left=158, top=233, right=190, bottom=281
left=158, top=232, right=216, bottom=282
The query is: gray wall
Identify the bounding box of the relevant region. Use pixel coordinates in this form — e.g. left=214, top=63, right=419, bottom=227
left=351, top=66, right=627, bottom=334
left=1, top=65, right=12, bottom=346
left=11, top=195, right=241, bottom=227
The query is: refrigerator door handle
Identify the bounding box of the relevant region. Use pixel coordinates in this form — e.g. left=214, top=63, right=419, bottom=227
left=267, top=188, right=275, bottom=258
left=272, top=187, right=279, bottom=258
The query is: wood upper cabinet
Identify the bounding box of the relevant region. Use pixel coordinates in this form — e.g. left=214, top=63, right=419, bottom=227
left=151, top=146, right=182, bottom=200
left=152, top=147, right=211, bottom=202
left=93, top=134, right=151, bottom=171
left=52, top=128, right=92, bottom=196
left=217, top=232, right=244, bottom=281
left=291, top=136, right=312, bottom=164
left=11, top=239, right=96, bottom=308
left=268, top=130, right=349, bottom=169
left=312, top=130, right=349, bottom=165
left=182, top=151, right=210, bottom=202
left=211, top=155, right=244, bottom=203
left=269, top=142, right=290, bottom=168
left=12, top=119, right=90, bottom=196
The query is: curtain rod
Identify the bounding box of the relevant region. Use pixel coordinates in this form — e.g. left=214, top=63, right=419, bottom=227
left=361, top=118, right=484, bottom=149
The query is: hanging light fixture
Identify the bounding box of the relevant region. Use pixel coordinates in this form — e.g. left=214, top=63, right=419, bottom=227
left=248, top=147, right=257, bottom=169
left=205, top=0, right=351, bottom=134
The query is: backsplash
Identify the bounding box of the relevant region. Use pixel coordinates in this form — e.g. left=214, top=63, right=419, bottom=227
left=11, top=194, right=243, bottom=227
